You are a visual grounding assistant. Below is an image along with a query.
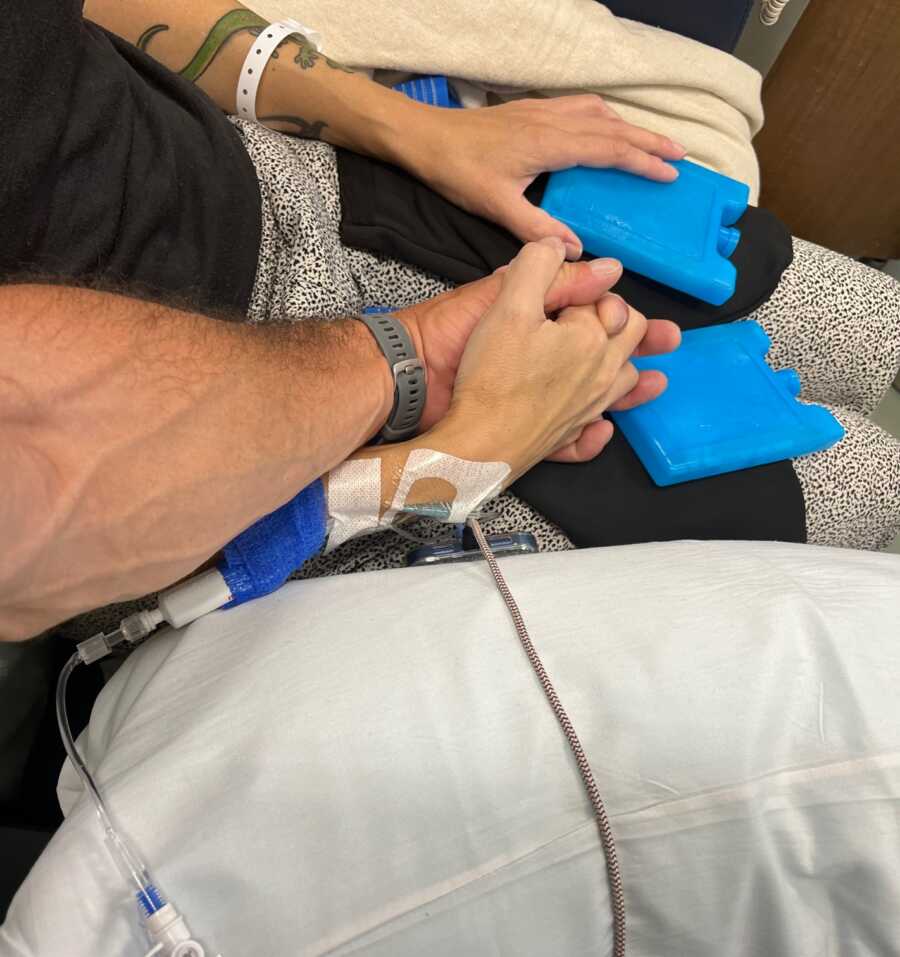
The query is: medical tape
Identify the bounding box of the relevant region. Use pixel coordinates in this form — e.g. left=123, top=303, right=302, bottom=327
left=324, top=450, right=510, bottom=552
left=325, top=458, right=382, bottom=552
left=386, top=449, right=509, bottom=525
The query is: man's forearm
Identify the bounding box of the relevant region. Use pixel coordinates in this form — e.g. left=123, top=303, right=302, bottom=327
left=84, top=0, right=424, bottom=161
left=0, top=284, right=391, bottom=640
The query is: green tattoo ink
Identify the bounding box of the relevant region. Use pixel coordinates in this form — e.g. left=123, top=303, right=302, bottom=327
left=137, top=10, right=348, bottom=82
left=258, top=115, right=328, bottom=140
left=136, top=23, right=169, bottom=51
left=290, top=40, right=319, bottom=71
left=323, top=55, right=355, bottom=74
left=179, top=9, right=268, bottom=82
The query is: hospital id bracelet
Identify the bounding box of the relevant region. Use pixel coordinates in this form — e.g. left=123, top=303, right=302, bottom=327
left=235, top=18, right=322, bottom=123
left=358, top=313, right=427, bottom=443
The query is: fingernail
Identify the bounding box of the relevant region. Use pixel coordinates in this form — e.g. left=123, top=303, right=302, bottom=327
left=589, top=258, right=621, bottom=278
left=564, top=240, right=583, bottom=260
left=670, top=139, right=687, bottom=156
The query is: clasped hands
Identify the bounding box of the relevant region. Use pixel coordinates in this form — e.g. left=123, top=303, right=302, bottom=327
left=395, top=237, right=680, bottom=480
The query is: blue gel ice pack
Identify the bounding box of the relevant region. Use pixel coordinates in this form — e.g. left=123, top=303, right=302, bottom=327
left=609, top=321, right=844, bottom=486
left=393, top=75, right=461, bottom=109
left=540, top=160, right=749, bottom=305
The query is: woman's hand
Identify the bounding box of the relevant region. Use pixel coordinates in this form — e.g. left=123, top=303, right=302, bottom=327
left=397, top=255, right=680, bottom=448
left=326, top=240, right=678, bottom=546
left=399, top=255, right=623, bottom=430
left=442, top=237, right=676, bottom=475
left=399, top=95, right=686, bottom=259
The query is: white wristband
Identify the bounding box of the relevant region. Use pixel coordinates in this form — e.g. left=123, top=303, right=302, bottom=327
left=235, top=18, right=322, bottom=123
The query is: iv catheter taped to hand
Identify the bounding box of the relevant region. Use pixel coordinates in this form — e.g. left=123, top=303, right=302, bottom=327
left=326, top=449, right=510, bottom=552
left=103, top=447, right=507, bottom=628
left=94, top=443, right=508, bottom=629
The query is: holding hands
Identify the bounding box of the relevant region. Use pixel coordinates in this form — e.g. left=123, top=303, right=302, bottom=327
left=396, top=238, right=681, bottom=478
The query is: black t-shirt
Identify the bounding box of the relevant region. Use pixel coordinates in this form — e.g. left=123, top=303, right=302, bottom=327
left=0, top=0, right=261, bottom=313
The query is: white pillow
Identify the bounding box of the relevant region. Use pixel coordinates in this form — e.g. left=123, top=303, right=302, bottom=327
left=3, top=541, right=899, bottom=957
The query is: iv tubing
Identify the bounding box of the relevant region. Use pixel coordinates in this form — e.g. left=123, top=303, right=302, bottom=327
left=56, top=651, right=165, bottom=915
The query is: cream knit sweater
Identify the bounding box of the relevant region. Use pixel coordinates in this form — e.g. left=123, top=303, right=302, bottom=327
left=250, top=0, right=764, bottom=199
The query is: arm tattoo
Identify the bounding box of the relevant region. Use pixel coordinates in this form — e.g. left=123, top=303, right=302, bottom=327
left=322, top=55, right=355, bottom=74
left=137, top=9, right=355, bottom=82
left=136, top=23, right=169, bottom=50
left=258, top=115, right=328, bottom=140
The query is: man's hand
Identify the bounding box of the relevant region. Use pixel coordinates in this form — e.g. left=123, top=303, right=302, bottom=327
left=333, top=239, right=681, bottom=532
left=445, top=238, right=676, bottom=475
left=396, top=252, right=680, bottom=459
left=0, top=285, right=395, bottom=639
left=399, top=96, right=686, bottom=259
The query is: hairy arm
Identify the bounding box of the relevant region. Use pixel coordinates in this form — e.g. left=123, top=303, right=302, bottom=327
left=83, top=0, right=420, bottom=156
left=0, top=284, right=392, bottom=640
left=0, top=247, right=679, bottom=640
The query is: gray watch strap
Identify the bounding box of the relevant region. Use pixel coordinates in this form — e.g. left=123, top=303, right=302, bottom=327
left=358, top=313, right=427, bottom=443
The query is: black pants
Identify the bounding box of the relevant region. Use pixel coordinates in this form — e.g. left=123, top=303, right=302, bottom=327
left=337, top=150, right=805, bottom=547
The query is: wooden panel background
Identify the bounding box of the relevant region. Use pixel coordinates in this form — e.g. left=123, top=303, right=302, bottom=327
left=754, top=0, right=900, bottom=258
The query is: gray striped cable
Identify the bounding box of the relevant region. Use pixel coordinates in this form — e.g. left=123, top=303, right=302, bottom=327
left=468, top=517, right=627, bottom=957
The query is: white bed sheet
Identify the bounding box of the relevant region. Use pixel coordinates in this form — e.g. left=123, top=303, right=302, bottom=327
left=2, top=540, right=900, bottom=957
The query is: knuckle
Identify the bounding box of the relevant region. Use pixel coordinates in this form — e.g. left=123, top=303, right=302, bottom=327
left=526, top=122, right=556, bottom=155
left=520, top=240, right=559, bottom=267
left=609, top=138, right=630, bottom=162
left=595, top=366, right=616, bottom=395
left=624, top=361, right=640, bottom=390
left=574, top=93, right=601, bottom=111
left=516, top=240, right=543, bottom=263
left=505, top=289, right=536, bottom=318
left=587, top=331, right=611, bottom=363
left=630, top=307, right=648, bottom=338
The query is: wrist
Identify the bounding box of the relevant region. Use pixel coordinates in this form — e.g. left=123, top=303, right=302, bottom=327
left=358, top=91, right=433, bottom=165
left=391, top=307, right=425, bottom=367
left=388, top=102, right=462, bottom=185
left=422, top=403, right=520, bottom=479
left=357, top=310, right=428, bottom=443
left=265, top=68, right=426, bottom=158
left=347, top=320, right=395, bottom=439
left=337, top=85, right=445, bottom=171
